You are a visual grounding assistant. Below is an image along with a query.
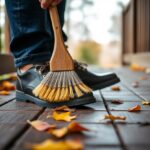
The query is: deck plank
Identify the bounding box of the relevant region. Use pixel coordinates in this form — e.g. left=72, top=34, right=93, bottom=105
left=0, top=109, right=44, bottom=150
left=0, top=91, right=15, bottom=105
left=117, top=124, right=150, bottom=147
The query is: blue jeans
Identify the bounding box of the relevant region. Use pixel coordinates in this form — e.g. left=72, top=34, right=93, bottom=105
left=5, top=0, right=67, bottom=67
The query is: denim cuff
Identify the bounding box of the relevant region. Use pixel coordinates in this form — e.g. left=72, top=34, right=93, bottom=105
left=15, top=52, right=51, bottom=68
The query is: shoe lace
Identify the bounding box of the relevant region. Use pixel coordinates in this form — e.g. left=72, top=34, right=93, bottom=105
left=34, top=62, right=49, bottom=76
left=74, top=60, right=88, bottom=71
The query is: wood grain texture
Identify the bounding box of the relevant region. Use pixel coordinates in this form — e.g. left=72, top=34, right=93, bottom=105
left=49, top=6, right=74, bottom=71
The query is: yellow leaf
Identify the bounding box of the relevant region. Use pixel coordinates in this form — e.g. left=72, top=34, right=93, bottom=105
left=49, top=127, right=68, bottom=138
left=128, top=105, right=141, bottom=112
left=142, top=100, right=150, bottom=105
left=52, top=111, right=76, bottom=122
left=2, top=81, right=16, bottom=91
left=53, top=105, right=75, bottom=112
left=104, top=114, right=126, bottom=121
left=30, top=139, right=83, bottom=150
left=0, top=90, right=10, bottom=95
left=111, top=86, right=120, bottom=91
left=27, top=120, right=56, bottom=131
left=68, top=122, right=89, bottom=133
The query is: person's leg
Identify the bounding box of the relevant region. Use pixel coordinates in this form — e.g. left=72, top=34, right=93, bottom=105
left=5, top=0, right=67, bottom=68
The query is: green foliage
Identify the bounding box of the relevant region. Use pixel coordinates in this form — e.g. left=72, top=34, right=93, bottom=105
left=74, top=40, right=101, bottom=65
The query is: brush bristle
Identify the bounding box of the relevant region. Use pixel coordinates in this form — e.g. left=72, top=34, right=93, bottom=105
left=33, top=71, right=92, bottom=102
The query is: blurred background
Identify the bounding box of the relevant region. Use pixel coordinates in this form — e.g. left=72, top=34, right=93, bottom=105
left=0, top=0, right=150, bottom=69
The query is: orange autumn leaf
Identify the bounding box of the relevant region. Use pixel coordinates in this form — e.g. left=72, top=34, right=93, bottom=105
left=2, top=81, right=16, bottom=91
left=111, top=99, right=123, bottom=104
left=104, top=114, right=126, bottom=121
left=142, top=100, right=150, bottom=105
left=68, top=122, right=89, bottom=133
left=128, top=105, right=141, bottom=112
left=27, top=120, right=56, bottom=132
left=130, top=64, right=145, bottom=72
left=30, top=139, right=83, bottom=150
left=0, top=90, right=10, bottom=95
left=47, top=122, right=89, bottom=138
left=111, top=86, right=120, bottom=91
left=52, top=111, right=76, bottom=122
left=9, top=74, right=17, bottom=81
left=0, top=85, right=4, bottom=91
left=53, top=105, right=75, bottom=112
left=49, top=127, right=68, bottom=138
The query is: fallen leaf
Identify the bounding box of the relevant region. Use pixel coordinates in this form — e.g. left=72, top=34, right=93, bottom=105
left=53, top=105, right=75, bottom=112
left=9, top=74, right=17, bottom=81
left=1, top=81, right=16, bottom=91
left=30, top=139, right=83, bottom=150
left=52, top=111, right=76, bottom=122
left=142, top=100, right=150, bottom=105
left=49, top=127, right=68, bottom=138
left=0, top=85, right=4, bottom=91
left=111, top=100, right=123, bottom=104
left=132, top=81, right=139, bottom=88
left=130, top=64, right=145, bottom=72
left=128, top=105, right=141, bottom=112
left=104, top=114, right=126, bottom=121
left=27, top=120, right=56, bottom=132
left=68, top=122, right=89, bottom=133
left=111, top=86, right=120, bottom=91
left=0, top=90, right=10, bottom=95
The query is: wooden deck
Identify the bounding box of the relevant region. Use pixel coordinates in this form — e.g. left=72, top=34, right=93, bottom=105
left=0, top=67, right=150, bottom=150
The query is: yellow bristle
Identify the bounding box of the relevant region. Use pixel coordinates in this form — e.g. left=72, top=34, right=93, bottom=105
left=38, top=85, right=48, bottom=99
left=59, top=88, right=66, bottom=101
left=69, top=86, right=74, bottom=99
left=79, top=83, right=92, bottom=93
left=47, top=88, right=56, bottom=101
left=53, top=88, right=61, bottom=102
left=74, top=85, right=83, bottom=97
left=43, top=87, right=52, bottom=100
left=33, top=84, right=45, bottom=96
left=62, top=87, right=69, bottom=101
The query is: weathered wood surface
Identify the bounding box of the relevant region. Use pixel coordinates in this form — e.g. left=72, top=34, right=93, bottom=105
left=0, top=67, right=150, bottom=150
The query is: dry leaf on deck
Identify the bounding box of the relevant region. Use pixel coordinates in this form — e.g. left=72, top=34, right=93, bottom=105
left=130, top=64, right=145, bottom=72
left=48, top=122, right=89, bottom=138
left=111, top=86, right=120, bottom=91
left=2, top=81, right=16, bottom=91
left=27, top=120, right=56, bottom=132
left=53, top=105, right=75, bottom=112
left=0, top=90, right=10, bottom=95
left=103, top=114, right=126, bottom=121
left=132, top=81, right=139, bottom=88
left=111, top=100, right=123, bottom=104
left=29, top=139, right=83, bottom=150
left=68, top=122, right=89, bottom=133
left=0, top=85, right=4, bottom=91
left=142, top=100, right=150, bottom=105
left=9, top=74, right=17, bottom=81
left=128, top=105, right=141, bottom=112
left=49, top=127, right=68, bottom=138
left=52, top=111, right=76, bottom=122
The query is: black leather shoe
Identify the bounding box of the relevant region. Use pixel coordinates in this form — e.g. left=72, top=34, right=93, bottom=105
left=74, top=61, right=120, bottom=90
left=16, top=63, right=96, bottom=108
left=39, top=61, right=120, bottom=89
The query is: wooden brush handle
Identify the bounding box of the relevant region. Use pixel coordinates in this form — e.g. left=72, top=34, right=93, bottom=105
left=49, top=6, right=74, bottom=71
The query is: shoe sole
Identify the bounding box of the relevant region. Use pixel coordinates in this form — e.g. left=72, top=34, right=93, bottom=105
left=16, top=90, right=96, bottom=108
left=91, top=77, right=120, bottom=90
